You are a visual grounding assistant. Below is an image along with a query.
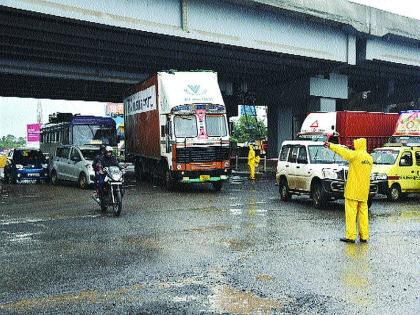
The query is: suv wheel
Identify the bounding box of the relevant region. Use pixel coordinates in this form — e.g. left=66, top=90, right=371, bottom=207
left=312, top=182, right=326, bottom=209
left=279, top=179, right=291, bottom=201
left=387, top=184, right=401, bottom=201
left=78, top=173, right=88, bottom=189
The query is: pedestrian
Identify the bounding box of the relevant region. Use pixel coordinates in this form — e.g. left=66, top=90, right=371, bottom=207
left=324, top=138, right=373, bottom=243
left=248, top=144, right=260, bottom=180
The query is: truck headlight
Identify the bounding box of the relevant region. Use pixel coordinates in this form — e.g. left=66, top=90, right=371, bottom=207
left=323, top=168, right=338, bottom=179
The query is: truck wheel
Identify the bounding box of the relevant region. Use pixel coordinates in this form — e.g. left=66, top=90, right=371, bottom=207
left=212, top=181, right=223, bottom=192
left=78, top=173, right=88, bottom=189
left=312, top=183, right=326, bottom=209
left=387, top=184, right=401, bottom=201
left=165, top=167, right=175, bottom=191
left=135, top=159, right=147, bottom=182
left=279, top=179, right=291, bottom=201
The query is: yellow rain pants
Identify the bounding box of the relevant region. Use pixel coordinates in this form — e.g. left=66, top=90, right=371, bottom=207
left=329, top=138, right=373, bottom=240
left=248, top=145, right=260, bottom=180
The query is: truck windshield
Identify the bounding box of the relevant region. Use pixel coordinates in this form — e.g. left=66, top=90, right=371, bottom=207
left=174, top=115, right=197, bottom=138
left=206, top=115, right=227, bottom=137
left=73, top=125, right=116, bottom=146
left=372, top=150, right=399, bottom=165
left=308, top=146, right=345, bottom=164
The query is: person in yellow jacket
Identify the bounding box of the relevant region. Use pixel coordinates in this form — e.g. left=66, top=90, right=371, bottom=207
left=324, top=138, right=373, bottom=243
left=248, top=144, right=260, bottom=180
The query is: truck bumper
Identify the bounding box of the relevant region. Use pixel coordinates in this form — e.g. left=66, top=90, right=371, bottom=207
left=172, top=169, right=231, bottom=183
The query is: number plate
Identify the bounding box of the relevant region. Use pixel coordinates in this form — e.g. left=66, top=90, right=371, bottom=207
left=28, top=173, right=40, bottom=177
left=200, top=175, right=211, bottom=181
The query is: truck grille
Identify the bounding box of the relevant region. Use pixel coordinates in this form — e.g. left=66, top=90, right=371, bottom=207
left=176, top=147, right=230, bottom=163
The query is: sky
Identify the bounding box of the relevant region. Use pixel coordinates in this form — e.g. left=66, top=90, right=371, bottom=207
left=0, top=0, right=419, bottom=138
left=349, top=0, right=420, bottom=19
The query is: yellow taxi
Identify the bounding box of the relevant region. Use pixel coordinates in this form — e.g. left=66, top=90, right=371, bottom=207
left=0, top=154, right=7, bottom=168
left=372, top=145, right=420, bottom=201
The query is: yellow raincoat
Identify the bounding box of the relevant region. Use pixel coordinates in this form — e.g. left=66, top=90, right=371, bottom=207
left=248, top=145, right=260, bottom=180
left=329, top=138, right=373, bottom=241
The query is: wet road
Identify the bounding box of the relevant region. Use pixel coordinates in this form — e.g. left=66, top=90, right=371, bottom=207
left=0, top=177, right=419, bottom=314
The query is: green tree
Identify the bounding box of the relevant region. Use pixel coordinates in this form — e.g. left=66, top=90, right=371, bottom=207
left=231, top=116, right=266, bottom=144
left=0, top=134, right=26, bottom=149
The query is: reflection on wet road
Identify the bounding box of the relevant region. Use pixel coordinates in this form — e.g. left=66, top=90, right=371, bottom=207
left=0, top=177, right=419, bottom=314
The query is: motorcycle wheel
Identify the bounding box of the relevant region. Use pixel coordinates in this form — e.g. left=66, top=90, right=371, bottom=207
left=113, top=189, right=122, bottom=217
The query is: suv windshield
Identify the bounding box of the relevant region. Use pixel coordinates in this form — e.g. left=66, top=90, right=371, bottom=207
left=174, top=115, right=197, bottom=138
left=80, top=148, right=100, bottom=161
left=308, top=146, right=345, bottom=164
left=206, top=115, right=227, bottom=137
left=14, top=150, right=45, bottom=164
left=372, top=150, right=399, bottom=165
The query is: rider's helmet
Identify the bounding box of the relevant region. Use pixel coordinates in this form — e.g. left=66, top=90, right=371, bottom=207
left=105, top=146, right=113, bottom=157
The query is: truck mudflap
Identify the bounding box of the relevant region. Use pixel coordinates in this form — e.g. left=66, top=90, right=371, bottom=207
left=171, top=169, right=231, bottom=183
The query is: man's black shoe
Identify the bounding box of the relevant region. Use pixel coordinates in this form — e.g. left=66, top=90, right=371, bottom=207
left=360, top=239, right=368, bottom=243
left=340, top=238, right=355, bottom=243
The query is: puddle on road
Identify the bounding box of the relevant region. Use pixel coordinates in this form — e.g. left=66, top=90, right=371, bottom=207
left=123, top=236, right=162, bottom=250
left=209, top=285, right=281, bottom=315
left=184, top=224, right=231, bottom=233
left=8, top=232, right=41, bottom=243
left=0, top=214, right=101, bottom=226
left=222, top=239, right=253, bottom=251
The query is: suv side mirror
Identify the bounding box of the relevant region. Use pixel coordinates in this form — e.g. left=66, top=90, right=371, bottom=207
left=399, top=157, right=410, bottom=166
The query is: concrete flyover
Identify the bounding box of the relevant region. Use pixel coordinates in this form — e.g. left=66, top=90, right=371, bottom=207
left=0, top=0, right=419, bottom=155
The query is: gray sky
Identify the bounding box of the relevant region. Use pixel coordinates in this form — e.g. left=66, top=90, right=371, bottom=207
left=0, top=0, right=419, bottom=138
left=350, top=0, right=420, bottom=19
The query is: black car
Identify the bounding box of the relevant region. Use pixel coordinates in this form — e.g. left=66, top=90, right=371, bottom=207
left=4, top=148, right=49, bottom=184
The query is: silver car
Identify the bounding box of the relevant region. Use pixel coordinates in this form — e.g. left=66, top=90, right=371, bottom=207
left=50, top=145, right=100, bottom=189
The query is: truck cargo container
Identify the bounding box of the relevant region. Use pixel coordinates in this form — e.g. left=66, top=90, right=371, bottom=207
left=124, top=70, right=230, bottom=190
left=298, top=111, right=399, bottom=152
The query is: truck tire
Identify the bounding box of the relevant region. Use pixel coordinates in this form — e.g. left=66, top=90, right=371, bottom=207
left=279, top=178, right=291, bottom=201
left=312, top=182, right=326, bottom=209
left=135, top=159, right=147, bottom=182
left=212, top=181, right=223, bottom=192
left=165, top=167, right=175, bottom=191
left=387, top=184, right=401, bottom=201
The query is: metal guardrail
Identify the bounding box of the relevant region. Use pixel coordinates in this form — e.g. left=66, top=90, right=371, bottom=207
left=230, top=155, right=278, bottom=172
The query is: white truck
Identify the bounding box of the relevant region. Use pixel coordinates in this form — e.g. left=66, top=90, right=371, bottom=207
left=124, top=70, right=231, bottom=190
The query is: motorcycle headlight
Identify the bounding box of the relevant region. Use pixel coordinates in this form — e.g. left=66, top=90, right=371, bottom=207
left=323, top=168, right=338, bottom=179
left=42, top=163, right=48, bottom=169
left=15, top=164, right=23, bottom=169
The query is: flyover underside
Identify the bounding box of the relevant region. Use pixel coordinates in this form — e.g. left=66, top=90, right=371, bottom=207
left=0, top=6, right=340, bottom=102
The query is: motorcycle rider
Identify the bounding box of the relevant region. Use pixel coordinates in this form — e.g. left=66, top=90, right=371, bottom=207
left=93, top=145, right=106, bottom=201
left=96, top=146, right=119, bottom=200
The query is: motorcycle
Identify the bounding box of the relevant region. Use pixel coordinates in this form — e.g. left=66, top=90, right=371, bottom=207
left=93, top=165, right=125, bottom=216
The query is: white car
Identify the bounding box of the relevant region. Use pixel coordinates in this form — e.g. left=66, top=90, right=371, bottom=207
left=276, top=140, right=377, bottom=208
left=50, top=145, right=100, bottom=189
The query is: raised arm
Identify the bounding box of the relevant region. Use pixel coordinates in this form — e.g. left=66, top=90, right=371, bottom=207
left=325, top=142, right=356, bottom=161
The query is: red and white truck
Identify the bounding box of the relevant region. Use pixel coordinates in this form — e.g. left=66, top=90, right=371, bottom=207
left=298, top=111, right=399, bottom=152
left=388, top=110, right=420, bottom=144
left=124, top=70, right=230, bottom=190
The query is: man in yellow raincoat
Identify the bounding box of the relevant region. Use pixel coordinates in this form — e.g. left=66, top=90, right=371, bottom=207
left=324, top=138, right=373, bottom=243
left=248, top=144, right=260, bottom=180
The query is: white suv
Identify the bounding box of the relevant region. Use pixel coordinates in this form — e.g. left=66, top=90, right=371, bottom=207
left=276, top=140, right=377, bottom=208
